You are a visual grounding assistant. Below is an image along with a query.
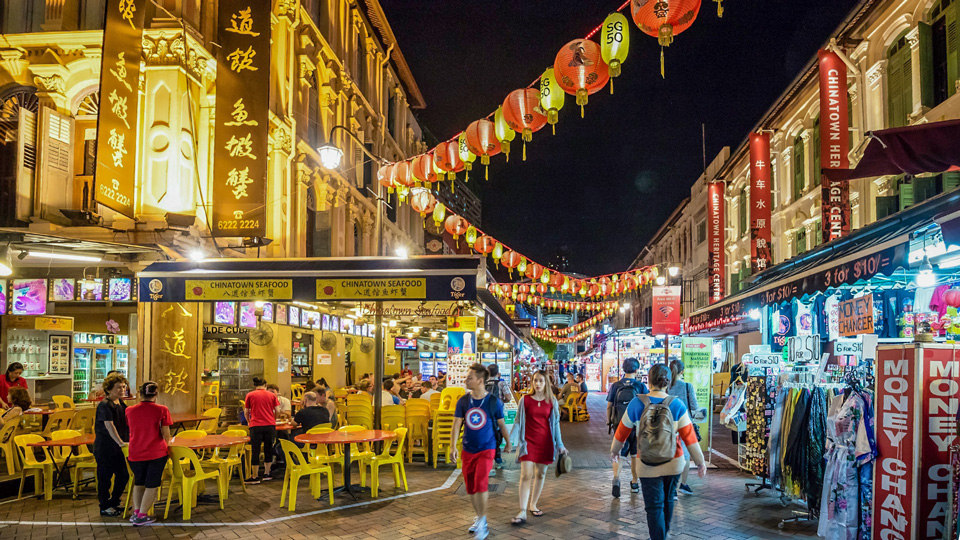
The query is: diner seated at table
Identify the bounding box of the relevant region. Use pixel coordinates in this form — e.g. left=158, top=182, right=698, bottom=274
left=266, top=384, right=292, bottom=420
left=0, top=362, right=28, bottom=409
left=318, top=388, right=337, bottom=421
left=413, top=381, right=438, bottom=400
left=1, top=387, right=31, bottom=426
left=356, top=380, right=373, bottom=395
left=292, top=392, right=330, bottom=434
left=382, top=380, right=405, bottom=406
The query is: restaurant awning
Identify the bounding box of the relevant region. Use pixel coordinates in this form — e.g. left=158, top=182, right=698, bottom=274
left=137, top=256, right=483, bottom=303
left=685, top=188, right=960, bottom=333
left=826, top=118, right=960, bottom=181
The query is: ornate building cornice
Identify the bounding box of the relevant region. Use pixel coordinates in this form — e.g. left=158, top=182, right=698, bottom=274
left=141, top=31, right=213, bottom=83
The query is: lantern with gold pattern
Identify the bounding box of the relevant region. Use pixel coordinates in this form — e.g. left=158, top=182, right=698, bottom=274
left=631, top=0, right=702, bottom=77
left=502, top=88, right=547, bottom=161
left=554, top=39, right=609, bottom=117
left=538, top=68, right=565, bottom=134
left=465, top=119, right=501, bottom=180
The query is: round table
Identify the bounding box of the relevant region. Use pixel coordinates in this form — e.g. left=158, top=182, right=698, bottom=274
left=169, top=434, right=249, bottom=450
left=294, top=430, right=395, bottom=500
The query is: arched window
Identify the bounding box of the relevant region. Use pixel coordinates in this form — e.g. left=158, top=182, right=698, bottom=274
left=792, top=133, right=805, bottom=201
left=887, top=31, right=913, bottom=128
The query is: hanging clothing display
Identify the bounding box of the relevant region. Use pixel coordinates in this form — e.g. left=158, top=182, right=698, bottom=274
left=818, top=391, right=875, bottom=540
left=745, top=376, right=769, bottom=476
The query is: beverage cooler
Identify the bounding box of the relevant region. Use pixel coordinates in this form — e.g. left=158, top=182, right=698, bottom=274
left=73, top=333, right=131, bottom=399
left=1, top=316, right=74, bottom=403
left=291, top=334, right=313, bottom=380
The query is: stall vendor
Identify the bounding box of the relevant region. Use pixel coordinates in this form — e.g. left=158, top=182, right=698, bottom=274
left=0, top=363, right=28, bottom=409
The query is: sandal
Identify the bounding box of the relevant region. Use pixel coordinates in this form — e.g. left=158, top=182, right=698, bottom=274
left=531, top=510, right=544, bottom=517
left=510, top=517, right=527, bottom=526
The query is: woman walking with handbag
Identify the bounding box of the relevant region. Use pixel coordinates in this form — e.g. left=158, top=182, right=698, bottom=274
left=667, top=360, right=701, bottom=497
left=510, top=370, right=567, bottom=526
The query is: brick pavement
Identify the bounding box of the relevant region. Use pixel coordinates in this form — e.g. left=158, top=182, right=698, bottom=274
left=0, top=394, right=818, bottom=539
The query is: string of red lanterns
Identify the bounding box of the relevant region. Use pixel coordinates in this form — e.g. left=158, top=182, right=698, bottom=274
left=488, top=284, right=620, bottom=312
left=535, top=309, right=616, bottom=337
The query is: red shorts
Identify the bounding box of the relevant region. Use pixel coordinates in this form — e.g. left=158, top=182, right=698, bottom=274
left=461, top=449, right=496, bottom=494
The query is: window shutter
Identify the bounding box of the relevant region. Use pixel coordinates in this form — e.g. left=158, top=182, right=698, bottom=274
left=913, top=176, right=936, bottom=202
left=944, top=171, right=960, bottom=191
left=919, top=22, right=936, bottom=108
left=945, top=2, right=960, bottom=99
left=813, top=118, right=821, bottom=186
left=815, top=219, right=823, bottom=247
left=899, top=182, right=914, bottom=210
left=888, top=47, right=904, bottom=128
left=739, top=187, right=747, bottom=237
left=16, top=107, right=37, bottom=222
left=793, top=136, right=805, bottom=200
left=37, top=107, right=74, bottom=222
left=902, top=45, right=914, bottom=119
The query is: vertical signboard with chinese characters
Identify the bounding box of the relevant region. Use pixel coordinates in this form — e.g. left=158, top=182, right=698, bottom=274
left=149, top=302, right=201, bottom=414
left=749, top=133, right=772, bottom=274
left=212, top=0, right=271, bottom=237
left=93, top=0, right=147, bottom=217
left=707, top=182, right=725, bottom=304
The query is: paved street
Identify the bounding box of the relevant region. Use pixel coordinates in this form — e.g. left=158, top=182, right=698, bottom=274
left=0, top=395, right=818, bottom=539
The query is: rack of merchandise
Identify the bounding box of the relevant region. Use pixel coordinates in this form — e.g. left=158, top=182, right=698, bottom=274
left=291, top=336, right=312, bottom=380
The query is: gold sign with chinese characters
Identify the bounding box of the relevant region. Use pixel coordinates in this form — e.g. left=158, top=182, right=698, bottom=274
left=150, top=302, right=200, bottom=414
left=184, top=279, right=293, bottom=300
left=93, top=0, right=147, bottom=218
left=212, top=1, right=271, bottom=237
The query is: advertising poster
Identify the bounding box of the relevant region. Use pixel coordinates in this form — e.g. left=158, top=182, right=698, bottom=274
left=11, top=279, right=47, bottom=315
left=446, top=331, right=476, bottom=387
left=261, top=302, right=273, bottom=322
left=238, top=302, right=257, bottom=328
left=652, top=286, right=681, bottom=336
left=51, top=278, right=75, bottom=301
left=681, top=337, right=713, bottom=453
left=108, top=278, right=132, bottom=301
left=214, top=301, right=236, bottom=325
left=918, top=346, right=960, bottom=540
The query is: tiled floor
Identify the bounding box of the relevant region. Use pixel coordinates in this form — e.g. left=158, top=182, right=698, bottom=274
left=0, top=394, right=819, bottom=539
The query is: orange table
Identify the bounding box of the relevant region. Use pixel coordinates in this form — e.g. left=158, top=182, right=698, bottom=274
left=23, top=408, right=58, bottom=415
left=29, top=434, right=96, bottom=497
left=170, top=413, right=215, bottom=434
left=294, top=430, right=395, bottom=500
left=170, top=434, right=249, bottom=450
left=81, top=396, right=138, bottom=402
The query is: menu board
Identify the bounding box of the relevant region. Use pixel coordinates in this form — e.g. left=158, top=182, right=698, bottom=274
left=51, top=278, right=76, bottom=301
left=214, top=301, right=236, bottom=325
left=275, top=303, right=287, bottom=325
left=330, top=315, right=340, bottom=333
left=261, top=302, right=273, bottom=322
left=341, top=318, right=354, bottom=335
left=11, top=278, right=47, bottom=315
left=79, top=279, right=104, bottom=301
left=48, top=334, right=70, bottom=374
left=288, top=306, right=300, bottom=327
left=239, top=302, right=257, bottom=328
left=108, top=278, right=132, bottom=301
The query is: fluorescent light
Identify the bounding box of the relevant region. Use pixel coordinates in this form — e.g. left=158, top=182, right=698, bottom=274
left=395, top=246, right=409, bottom=259
left=917, top=256, right=937, bottom=287
left=389, top=320, right=397, bottom=327
left=189, top=249, right=205, bottom=262
left=25, top=250, right=102, bottom=263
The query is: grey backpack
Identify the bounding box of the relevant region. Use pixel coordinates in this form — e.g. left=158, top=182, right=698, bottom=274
left=636, top=395, right=678, bottom=466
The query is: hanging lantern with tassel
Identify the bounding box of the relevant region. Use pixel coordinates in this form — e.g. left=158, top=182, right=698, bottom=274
left=631, top=0, right=702, bottom=78
left=714, top=0, right=723, bottom=17
left=554, top=39, right=609, bottom=117
left=432, top=203, right=446, bottom=228
left=517, top=256, right=528, bottom=276
left=474, top=235, right=496, bottom=257
left=394, top=160, right=415, bottom=188
left=409, top=188, right=436, bottom=218
left=377, top=163, right=397, bottom=194
left=525, top=262, right=544, bottom=282
left=412, top=153, right=439, bottom=185
left=465, top=225, right=478, bottom=246
left=600, top=12, right=630, bottom=93
left=538, top=67, right=564, bottom=134
left=501, top=251, right=522, bottom=277
left=494, top=106, right=517, bottom=162
left=457, top=132, right=476, bottom=182
left=465, top=119, right=501, bottom=180
left=443, top=214, right=469, bottom=247
left=492, top=241, right=504, bottom=267
left=502, top=88, right=547, bottom=161
left=434, top=141, right=462, bottom=181
left=541, top=269, right=551, bottom=284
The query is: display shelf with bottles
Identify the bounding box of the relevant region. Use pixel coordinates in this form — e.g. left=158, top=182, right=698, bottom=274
left=72, top=348, right=91, bottom=401
left=114, top=349, right=129, bottom=377
left=92, top=348, right=113, bottom=389
left=291, top=337, right=312, bottom=380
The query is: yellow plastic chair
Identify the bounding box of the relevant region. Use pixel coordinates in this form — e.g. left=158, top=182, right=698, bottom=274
left=338, top=425, right=374, bottom=486
left=40, top=410, right=76, bottom=438
left=380, top=405, right=406, bottom=431
left=345, top=393, right=372, bottom=408
left=429, top=392, right=442, bottom=414
left=346, top=402, right=374, bottom=429
left=52, top=396, right=74, bottom=409
left=362, top=427, right=407, bottom=498
left=202, top=381, right=220, bottom=409
left=563, top=392, right=581, bottom=422
left=51, top=429, right=97, bottom=496
left=71, top=408, right=96, bottom=435
left=278, top=438, right=334, bottom=510
left=202, top=429, right=247, bottom=498
left=432, top=411, right=456, bottom=469
left=305, top=426, right=342, bottom=473
left=404, top=408, right=430, bottom=463
left=291, top=384, right=304, bottom=401
left=575, top=392, right=589, bottom=419
left=0, top=419, right=20, bottom=474
left=164, top=446, right=223, bottom=520
left=176, top=430, right=207, bottom=439
left=439, top=387, right=465, bottom=411
left=198, top=408, right=221, bottom=434
left=15, top=434, right=54, bottom=500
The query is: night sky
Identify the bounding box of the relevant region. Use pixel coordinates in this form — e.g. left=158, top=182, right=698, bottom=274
left=379, top=1, right=859, bottom=276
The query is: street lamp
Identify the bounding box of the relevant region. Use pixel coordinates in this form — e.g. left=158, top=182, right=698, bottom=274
left=317, top=145, right=344, bottom=170
left=668, top=265, right=680, bottom=277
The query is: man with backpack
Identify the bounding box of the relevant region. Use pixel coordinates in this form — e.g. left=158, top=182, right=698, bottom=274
left=485, top=364, right=514, bottom=472
left=610, top=364, right=707, bottom=540
left=606, top=358, right=649, bottom=497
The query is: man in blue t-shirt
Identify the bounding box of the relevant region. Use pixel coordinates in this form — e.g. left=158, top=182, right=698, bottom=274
left=451, top=363, right=513, bottom=540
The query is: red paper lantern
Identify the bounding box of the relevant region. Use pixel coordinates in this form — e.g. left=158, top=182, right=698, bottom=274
left=519, top=284, right=530, bottom=294
left=409, top=188, right=436, bottom=217
left=554, top=39, right=610, bottom=117
left=465, top=119, right=502, bottom=180
left=517, top=293, right=528, bottom=304
left=444, top=214, right=469, bottom=240
left=502, top=88, right=548, bottom=160
left=394, top=160, right=415, bottom=187
left=377, top=163, right=396, bottom=193
left=434, top=141, right=462, bottom=180
left=550, top=272, right=565, bottom=289
left=536, top=283, right=547, bottom=295
left=499, top=284, right=512, bottom=296
left=501, top=250, right=523, bottom=276
left=588, top=283, right=600, bottom=297
left=525, top=262, right=544, bottom=281
left=474, top=235, right=496, bottom=255
left=413, top=153, right=439, bottom=184
left=631, top=0, right=702, bottom=77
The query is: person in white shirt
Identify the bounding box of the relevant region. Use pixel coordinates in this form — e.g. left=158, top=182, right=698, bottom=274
left=266, top=384, right=292, bottom=420
left=417, top=381, right=439, bottom=400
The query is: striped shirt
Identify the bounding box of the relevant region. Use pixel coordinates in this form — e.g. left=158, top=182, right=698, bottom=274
left=614, top=394, right=698, bottom=477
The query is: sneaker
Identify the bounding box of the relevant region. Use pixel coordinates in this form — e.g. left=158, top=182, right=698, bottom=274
left=468, top=516, right=481, bottom=533
left=132, top=515, right=156, bottom=527
left=473, top=517, right=489, bottom=540
left=129, top=511, right=141, bottom=523
left=244, top=477, right=261, bottom=485
left=612, top=478, right=621, bottom=498
left=495, top=457, right=504, bottom=470
left=488, top=467, right=496, bottom=477
left=671, top=492, right=679, bottom=501
left=630, top=482, right=640, bottom=493
left=678, top=483, right=694, bottom=495
left=99, top=507, right=120, bottom=517
left=262, top=473, right=274, bottom=482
